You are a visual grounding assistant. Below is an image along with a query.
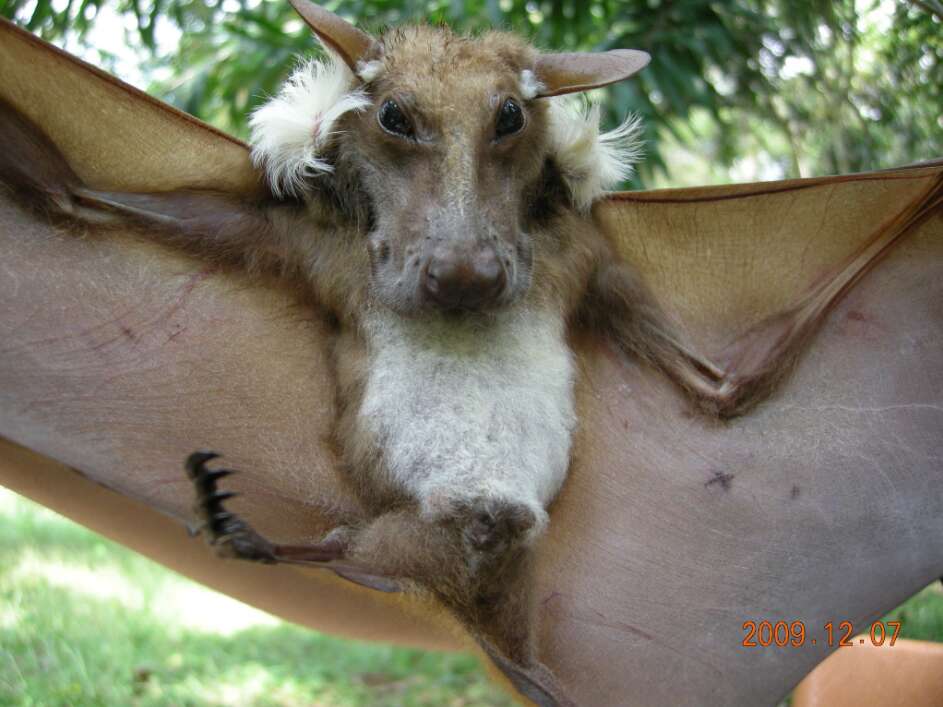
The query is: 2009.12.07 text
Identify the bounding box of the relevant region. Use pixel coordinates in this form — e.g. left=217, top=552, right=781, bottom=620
left=741, top=620, right=901, bottom=648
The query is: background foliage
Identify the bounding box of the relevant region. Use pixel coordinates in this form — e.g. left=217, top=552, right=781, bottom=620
left=1, top=0, right=940, bottom=187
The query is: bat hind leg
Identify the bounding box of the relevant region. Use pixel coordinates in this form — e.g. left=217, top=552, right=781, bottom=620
left=184, top=452, right=401, bottom=592
left=186, top=450, right=354, bottom=565
left=185, top=451, right=281, bottom=563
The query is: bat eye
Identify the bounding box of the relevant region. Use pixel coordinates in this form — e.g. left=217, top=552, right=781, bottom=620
left=378, top=99, right=413, bottom=138
left=495, top=98, right=525, bottom=139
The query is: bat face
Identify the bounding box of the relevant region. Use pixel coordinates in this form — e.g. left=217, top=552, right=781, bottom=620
left=249, top=16, right=647, bottom=322
left=333, top=26, right=551, bottom=318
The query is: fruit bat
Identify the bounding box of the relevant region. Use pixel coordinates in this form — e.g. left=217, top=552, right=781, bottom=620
left=0, top=9, right=941, bottom=707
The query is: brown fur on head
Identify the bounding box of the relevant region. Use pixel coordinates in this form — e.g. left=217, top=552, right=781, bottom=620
left=249, top=10, right=648, bottom=320
left=336, top=25, right=546, bottom=315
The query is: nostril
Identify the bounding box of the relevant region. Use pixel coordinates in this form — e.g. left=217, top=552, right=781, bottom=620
left=475, top=250, right=506, bottom=293
left=493, top=262, right=507, bottom=289
left=423, top=262, right=441, bottom=294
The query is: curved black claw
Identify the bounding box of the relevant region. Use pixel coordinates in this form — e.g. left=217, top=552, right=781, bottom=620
left=182, top=452, right=399, bottom=591
left=186, top=450, right=219, bottom=476
left=184, top=451, right=277, bottom=563
left=186, top=451, right=234, bottom=488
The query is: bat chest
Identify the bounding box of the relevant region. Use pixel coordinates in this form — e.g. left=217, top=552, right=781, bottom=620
left=357, top=307, right=577, bottom=519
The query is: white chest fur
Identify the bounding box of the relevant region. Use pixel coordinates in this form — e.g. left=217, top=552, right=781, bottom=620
left=359, top=307, right=576, bottom=529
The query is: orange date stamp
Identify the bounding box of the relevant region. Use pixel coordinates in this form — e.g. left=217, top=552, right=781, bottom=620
left=742, top=620, right=902, bottom=648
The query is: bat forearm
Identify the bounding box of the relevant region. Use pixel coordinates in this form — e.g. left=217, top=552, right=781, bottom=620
left=585, top=260, right=729, bottom=413
left=1, top=97, right=314, bottom=281
left=71, top=186, right=302, bottom=271
left=587, top=259, right=828, bottom=417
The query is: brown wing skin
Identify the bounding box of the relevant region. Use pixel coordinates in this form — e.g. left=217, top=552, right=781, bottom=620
left=593, top=168, right=943, bottom=417
left=0, top=94, right=310, bottom=278
left=1, top=17, right=942, bottom=707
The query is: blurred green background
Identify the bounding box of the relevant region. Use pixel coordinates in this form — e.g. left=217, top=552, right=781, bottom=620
left=0, top=2, right=941, bottom=705
left=0, top=489, right=516, bottom=706
left=0, top=0, right=940, bottom=187
left=1, top=488, right=941, bottom=706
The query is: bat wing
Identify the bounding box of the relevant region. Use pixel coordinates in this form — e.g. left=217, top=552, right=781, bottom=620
left=598, top=165, right=943, bottom=414
left=1, top=18, right=941, bottom=707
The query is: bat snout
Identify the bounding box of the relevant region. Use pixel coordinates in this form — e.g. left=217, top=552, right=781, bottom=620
left=421, top=244, right=507, bottom=311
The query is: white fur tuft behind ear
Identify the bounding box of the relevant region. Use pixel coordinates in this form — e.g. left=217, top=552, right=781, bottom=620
left=519, top=70, right=544, bottom=100
left=356, top=59, right=385, bottom=83
left=249, top=53, right=370, bottom=198
left=546, top=98, right=644, bottom=211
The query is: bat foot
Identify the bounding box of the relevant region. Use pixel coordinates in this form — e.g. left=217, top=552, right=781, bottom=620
left=457, top=499, right=537, bottom=556
left=184, top=451, right=278, bottom=563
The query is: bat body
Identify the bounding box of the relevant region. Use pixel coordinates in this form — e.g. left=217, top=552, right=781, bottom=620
left=355, top=306, right=574, bottom=531
left=0, top=2, right=848, bottom=704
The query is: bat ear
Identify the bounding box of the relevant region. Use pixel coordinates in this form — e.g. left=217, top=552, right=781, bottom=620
left=534, top=49, right=650, bottom=97
left=288, top=0, right=377, bottom=72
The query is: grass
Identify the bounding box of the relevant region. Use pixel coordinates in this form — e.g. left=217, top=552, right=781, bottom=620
left=1, top=487, right=940, bottom=706
left=0, top=489, right=512, bottom=707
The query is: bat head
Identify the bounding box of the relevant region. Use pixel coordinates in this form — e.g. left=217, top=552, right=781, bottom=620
left=250, top=0, right=649, bottom=317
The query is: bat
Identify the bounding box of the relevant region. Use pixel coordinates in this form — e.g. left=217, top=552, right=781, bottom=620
left=0, top=9, right=941, bottom=706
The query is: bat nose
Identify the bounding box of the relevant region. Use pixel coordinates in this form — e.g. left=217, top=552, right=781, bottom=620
left=422, top=245, right=507, bottom=310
